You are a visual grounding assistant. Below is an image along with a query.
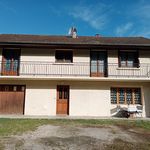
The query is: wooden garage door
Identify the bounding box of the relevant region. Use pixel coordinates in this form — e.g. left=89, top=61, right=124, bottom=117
left=0, top=85, right=25, bottom=114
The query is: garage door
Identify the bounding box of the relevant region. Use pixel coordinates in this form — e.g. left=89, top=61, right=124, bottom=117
left=0, top=85, right=25, bottom=114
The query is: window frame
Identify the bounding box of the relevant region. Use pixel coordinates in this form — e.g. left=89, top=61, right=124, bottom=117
left=90, top=50, right=108, bottom=77
left=0, top=84, right=26, bottom=92
left=2, top=48, right=21, bottom=76
left=118, top=50, right=139, bottom=68
left=111, top=87, right=142, bottom=105
left=55, top=50, right=73, bottom=63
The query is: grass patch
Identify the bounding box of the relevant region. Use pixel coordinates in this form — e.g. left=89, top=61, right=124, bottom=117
left=0, top=118, right=149, bottom=136
left=104, top=138, right=150, bottom=150
left=0, top=118, right=48, bottom=136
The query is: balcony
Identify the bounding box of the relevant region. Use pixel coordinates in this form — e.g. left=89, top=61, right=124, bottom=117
left=0, top=61, right=150, bottom=79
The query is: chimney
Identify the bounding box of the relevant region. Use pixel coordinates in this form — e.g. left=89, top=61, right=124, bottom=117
left=95, top=34, right=100, bottom=37
left=68, top=27, right=77, bottom=38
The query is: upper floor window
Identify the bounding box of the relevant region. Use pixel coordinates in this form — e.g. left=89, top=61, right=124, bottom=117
left=2, top=49, right=20, bottom=76
left=55, top=50, right=73, bottom=63
left=119, top=51, right=139, bottom=68
left=90, top=51, right=108, bottom=77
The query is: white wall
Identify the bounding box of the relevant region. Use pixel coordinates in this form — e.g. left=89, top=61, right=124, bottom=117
left=73, top=49, right=90, bottom=63
left=108, top=50, right=118, bottom=64
left=21, top=48, right=90, bottom=63
left=0, top=48, right=150, bottom=64
left=25, top=82, right=56, bottom=115
left=19, top=81, right=150, bottom=117
left=69, top=82, right=111, bottom=116
left=0, top=47, right=150, bottom=117
left=21, top=48, right=55, bottom=62
left=143, top=83, right=150, bottom=117
left=24, top=81, right=111, bottom=116
left=1, top=48, right=150, bottom=77
left=0, top=80, right=149, bottom=117
left=139, top=51, right=150, bottom=64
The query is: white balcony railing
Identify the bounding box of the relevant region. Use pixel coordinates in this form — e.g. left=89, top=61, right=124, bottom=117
left=0, top=61, right=150, bottom=78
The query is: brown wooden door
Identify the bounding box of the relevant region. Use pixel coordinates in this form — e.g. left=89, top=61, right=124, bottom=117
left=90, top=51, right=107, bottom=77
left=2, top=49, right=20, bottom=76
left=56, top=85, right=69, bottom=115
left=0, top=85, right=25, bottom=114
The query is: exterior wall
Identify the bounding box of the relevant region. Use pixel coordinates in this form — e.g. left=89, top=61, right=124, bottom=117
left=73, top=49, right=90, bottom=63
left=25, top=81, right=150, bottom=117
left=0, top=47, right=150, bottom=117
left=108, top=50, right=118, bottom=64
left=0, top=48, right=150, bottom=78
left=69, top=82, right=110, bottom=116
left=25, top=82, right=56, bottom=115
left=139, top=50, right=150, bottom=64
left=20, top=48, right=91, bottom=76
left=24, top=81, right=111, bottom=116
left=21, top=48, right=55, bottom=62
left=0, top=47, right=150, bottom=64
left=18, top=49, right=150, bottom=78
left=21, top=48, right=90, bottom=63
left=0, top=80, right=149, bottom=117
left=0, top=80, right=56, bottom=115
left=143, top=84, right=150, bottom=117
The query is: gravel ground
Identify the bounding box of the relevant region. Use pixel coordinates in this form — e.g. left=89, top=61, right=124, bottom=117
left=0, top=125, right=148, bottom=150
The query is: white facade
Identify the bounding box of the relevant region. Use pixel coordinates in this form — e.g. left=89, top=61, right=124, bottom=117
left=0, top=47, right=150, bottom=117
left=0, top=79, right=149, bottom=117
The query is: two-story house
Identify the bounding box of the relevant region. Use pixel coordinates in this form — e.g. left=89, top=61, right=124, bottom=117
left=0, top=34, right=150, bottom=117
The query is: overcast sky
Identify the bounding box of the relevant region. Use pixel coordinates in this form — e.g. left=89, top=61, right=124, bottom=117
left=0, top=0, right=150, bottom=37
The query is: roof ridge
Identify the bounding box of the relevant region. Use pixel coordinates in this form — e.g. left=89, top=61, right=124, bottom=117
left=0, top=34, right=148, bottom=39
left=0, top=33, right=68, bottom=37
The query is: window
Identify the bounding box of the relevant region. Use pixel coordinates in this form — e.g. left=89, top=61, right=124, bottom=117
left=111, top=88, right=142, bottom=105
left=2, top=49, right=20, bottom=76
left=119, top=88, right=125, bottom=104
left=55, top=50, right=73, bottom=63
left=119, top=51, right=139, bottom=67
left=57, top=85, right=69, bottom=100
left=111, top=88, right=117, bottom=104
left=134, top=88, right=141, bottom=104
left=0, top=85, right=25, bottom=92
left=126, top=88, right=133, bottom=104
left=90, top=51, right=107, bottom=77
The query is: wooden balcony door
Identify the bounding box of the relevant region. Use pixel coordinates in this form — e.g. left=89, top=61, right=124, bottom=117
left=90, top=51, right=107, bottom=77
left=2, top=49, right=20, bottom=76
left=56, top=85, right=69, bottom=115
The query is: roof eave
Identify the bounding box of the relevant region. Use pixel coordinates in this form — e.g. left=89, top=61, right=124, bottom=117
left=0, top=42, right=150, bottom=50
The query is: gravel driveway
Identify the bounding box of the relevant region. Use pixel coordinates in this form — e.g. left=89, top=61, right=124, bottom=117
left=0, top=124, right=149, bottom=150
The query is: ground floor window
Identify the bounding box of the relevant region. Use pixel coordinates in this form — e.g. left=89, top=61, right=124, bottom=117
left=111, top=87, right=141, bottom=105
left=0, top=85, right=25, bottom=92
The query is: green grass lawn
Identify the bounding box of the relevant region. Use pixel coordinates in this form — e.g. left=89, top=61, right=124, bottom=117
left=0, top=118, right=150, bottom=136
